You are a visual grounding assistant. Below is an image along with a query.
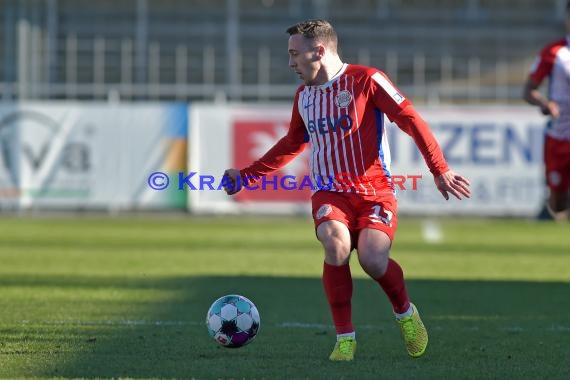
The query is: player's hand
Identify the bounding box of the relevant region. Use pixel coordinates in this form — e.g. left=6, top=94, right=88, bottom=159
left=434, top=170, right=471, bottom=200
left=541, top=101, right=560, bottom=119
left=222, top=168, right=242, bottom=195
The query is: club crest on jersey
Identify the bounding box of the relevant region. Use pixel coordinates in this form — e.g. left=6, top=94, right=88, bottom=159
left=334, top=90, right=352, bottom=108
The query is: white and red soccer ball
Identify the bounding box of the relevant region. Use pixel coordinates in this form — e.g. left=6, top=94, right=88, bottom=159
left=206, top=294, right=260, bottom=348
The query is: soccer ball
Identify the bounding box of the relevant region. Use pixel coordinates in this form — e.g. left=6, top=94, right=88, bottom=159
left=206, top=294, right=260, bottom=348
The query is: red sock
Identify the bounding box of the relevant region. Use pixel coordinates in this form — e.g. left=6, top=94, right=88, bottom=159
left=322, top=262, right=354, bottom=334
left=375, top=258, right=410, bottom=314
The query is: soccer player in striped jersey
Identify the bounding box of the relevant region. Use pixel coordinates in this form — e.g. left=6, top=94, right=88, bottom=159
left=523, top=0, right=570, bottom=222
left=223, top=19, right=471, bottom=360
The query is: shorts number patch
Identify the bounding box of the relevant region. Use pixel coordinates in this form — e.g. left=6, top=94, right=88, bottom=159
left=369, top=205, right=393, bottom=226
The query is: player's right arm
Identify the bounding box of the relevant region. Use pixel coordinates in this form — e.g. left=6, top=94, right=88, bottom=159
left=523, top=40, right=563, bottom=119
left=223, top=89, right=309, bottom=195
left=523, top=78, right=560, bottom=118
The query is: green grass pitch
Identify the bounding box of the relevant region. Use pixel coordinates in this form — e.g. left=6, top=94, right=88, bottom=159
left=0, top=216, right=568, bottom=379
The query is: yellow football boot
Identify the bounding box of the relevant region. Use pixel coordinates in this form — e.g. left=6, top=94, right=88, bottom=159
left=329, top=336, right=357, bottom=361
left=397, top=303, right=428, bottom=358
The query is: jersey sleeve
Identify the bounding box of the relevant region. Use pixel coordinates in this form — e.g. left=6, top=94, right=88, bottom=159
left=367, top=69, right=448, bottom=177
left=240, top=89, right=309, bottom=185
left=528, top=40, right=564, bottom=84
left=368, top=71, right=411, bottom=122
left=391, top=105, right=449, bottom=177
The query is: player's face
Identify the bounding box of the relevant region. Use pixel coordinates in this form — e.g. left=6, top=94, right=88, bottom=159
left=288, top=34, right=321, bottom=85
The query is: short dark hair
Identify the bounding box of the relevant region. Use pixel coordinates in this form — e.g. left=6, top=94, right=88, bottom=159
left=567, top=0, right=570, bottom=10
left=286, top=19, right=338, bottom=53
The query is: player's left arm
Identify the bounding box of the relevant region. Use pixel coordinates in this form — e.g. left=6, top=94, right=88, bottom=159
left=368, top=70, right=470, bottom=200
left=392, top=106, right=471, bottom=200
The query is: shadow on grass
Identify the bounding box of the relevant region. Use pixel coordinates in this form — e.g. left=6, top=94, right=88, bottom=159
left=0, top=274, right=569, bottom=379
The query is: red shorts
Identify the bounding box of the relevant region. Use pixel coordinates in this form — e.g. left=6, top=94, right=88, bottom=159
left=311, top=190, right=398, bottom=246
left=544, top=135, right=570, bottom=192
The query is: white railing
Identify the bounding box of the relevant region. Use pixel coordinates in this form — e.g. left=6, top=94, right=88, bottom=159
left=1, top=0, right=560, bottom=103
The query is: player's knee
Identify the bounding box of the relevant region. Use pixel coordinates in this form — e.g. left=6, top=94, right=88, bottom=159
left=357, top=247, right=389, bottom=277
left=321, top=237, right=351, bottom=264
left=319, top=233, right=350, bottom=265
left=317, top=223, right=351, bottom=264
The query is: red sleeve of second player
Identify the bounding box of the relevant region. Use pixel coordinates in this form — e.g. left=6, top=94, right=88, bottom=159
left=240, top=89, right=309, bottom=185
left=529, top=39, right=564, bottom=84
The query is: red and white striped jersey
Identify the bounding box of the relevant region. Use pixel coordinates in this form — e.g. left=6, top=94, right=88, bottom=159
left=241, top=64, right=448, bottom=196
left=529, top=36, right=570, bottom=140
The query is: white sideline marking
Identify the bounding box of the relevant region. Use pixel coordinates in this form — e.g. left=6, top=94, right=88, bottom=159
left=20, top=319, right=192, bottom=326
left=547, top=325, right=570, bottom=331
left=17, top=320, right=570, bottom=332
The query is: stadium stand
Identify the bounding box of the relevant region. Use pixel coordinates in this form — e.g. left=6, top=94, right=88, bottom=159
left=0, top=0, right=564, bottom=103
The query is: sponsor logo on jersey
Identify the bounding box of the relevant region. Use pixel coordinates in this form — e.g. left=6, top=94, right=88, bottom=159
left=307, top=115, right=354, bottom=134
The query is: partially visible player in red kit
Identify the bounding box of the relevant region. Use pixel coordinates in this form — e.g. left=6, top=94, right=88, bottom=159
left=523, top=0, right=570, bottom=222
left=223, top=19, right=471, bottom=360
